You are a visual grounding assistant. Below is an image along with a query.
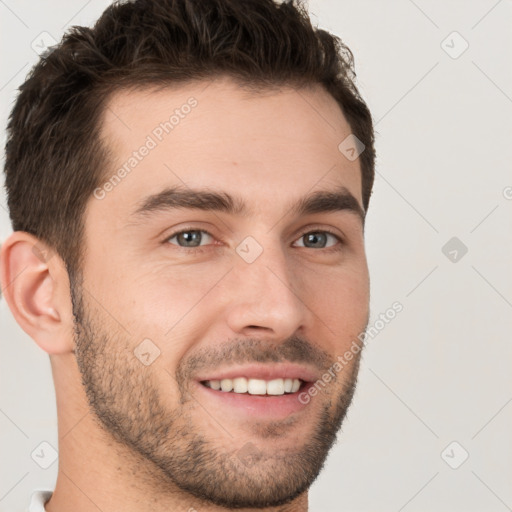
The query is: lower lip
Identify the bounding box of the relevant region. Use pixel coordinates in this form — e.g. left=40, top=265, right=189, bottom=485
left=194, top=381, right=314, bottom=419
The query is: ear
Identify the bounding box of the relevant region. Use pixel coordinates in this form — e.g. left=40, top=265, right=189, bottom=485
left=0, top=232, right=75, bottom=354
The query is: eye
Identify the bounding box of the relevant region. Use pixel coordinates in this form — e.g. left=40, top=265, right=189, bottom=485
left=293, top=230, right=342, bottom=250
left=166, top=229, right=215, bottom=248
left=163, top=227, right=344, bottom=253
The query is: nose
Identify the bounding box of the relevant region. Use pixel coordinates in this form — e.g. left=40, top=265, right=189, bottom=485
left=223, top=240, right=310, bottom=340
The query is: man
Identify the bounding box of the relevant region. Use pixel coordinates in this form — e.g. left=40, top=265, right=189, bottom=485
left=0, top=0, right=375, bottom=510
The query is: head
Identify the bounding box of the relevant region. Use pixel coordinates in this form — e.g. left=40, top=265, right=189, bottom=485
left=1, top=0, right=375, bottom=509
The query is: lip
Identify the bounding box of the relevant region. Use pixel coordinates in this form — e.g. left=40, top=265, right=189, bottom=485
left=194, top=362, right=320, bottom=383
left=194, top=379, right=315, bottom=419
left=192, top=363, right=319, bottom=420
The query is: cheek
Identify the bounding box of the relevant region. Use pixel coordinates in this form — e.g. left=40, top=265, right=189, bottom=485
left=103, top=264, right=229, bottom=357
left=302, top=264, right=369, bottom=343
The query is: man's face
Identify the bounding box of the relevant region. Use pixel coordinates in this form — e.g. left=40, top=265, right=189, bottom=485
left=73, top=78, right=370, bottom=508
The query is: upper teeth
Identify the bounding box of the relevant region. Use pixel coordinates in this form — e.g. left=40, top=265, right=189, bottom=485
left=204, top=377, right=302, bottom=395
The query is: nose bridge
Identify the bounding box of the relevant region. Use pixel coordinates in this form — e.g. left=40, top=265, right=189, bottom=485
left=224, top=234, right=307, bottom=336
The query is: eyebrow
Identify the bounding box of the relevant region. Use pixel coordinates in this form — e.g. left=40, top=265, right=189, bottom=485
left=130, top=184, right=365, bottom=223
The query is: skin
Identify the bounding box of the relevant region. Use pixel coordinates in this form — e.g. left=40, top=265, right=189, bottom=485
left=0, top=77, right=370, bottom=511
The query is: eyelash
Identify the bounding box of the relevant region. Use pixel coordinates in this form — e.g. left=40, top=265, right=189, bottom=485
left=163, top=227, right=345, bottom=254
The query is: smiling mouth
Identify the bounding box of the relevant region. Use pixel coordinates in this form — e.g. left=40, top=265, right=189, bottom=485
left=201, top=377, right=306, bottom=396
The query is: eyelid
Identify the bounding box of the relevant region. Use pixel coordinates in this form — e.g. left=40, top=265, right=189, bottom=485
left=164, top=227, right=217, bottom=251
left=163, top=224, right=345, bottom=253
left=292, top=228, right=343, bottom=248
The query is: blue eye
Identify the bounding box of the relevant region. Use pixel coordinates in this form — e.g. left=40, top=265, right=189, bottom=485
left=164, top=228, right=343, bottom=253
left=294, top=231, right=341, bottom=249
left=166, top=229, right=215, bottom=248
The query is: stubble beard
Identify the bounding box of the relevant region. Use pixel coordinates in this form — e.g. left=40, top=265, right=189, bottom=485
left=70, top=273, right=364, bottom=509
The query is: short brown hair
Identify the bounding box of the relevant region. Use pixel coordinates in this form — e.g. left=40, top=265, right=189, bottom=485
left=4, top=0, right=375, bottom=278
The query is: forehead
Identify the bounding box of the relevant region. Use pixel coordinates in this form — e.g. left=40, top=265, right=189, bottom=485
left=95, top=77, right=363, bottom=221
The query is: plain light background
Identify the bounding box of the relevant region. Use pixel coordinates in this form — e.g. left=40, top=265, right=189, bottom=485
left=1, top=1, right=511, bottom=511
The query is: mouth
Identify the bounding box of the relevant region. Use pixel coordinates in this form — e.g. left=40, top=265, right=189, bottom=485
left=194, top=364, right=317, bottom=419
left=200, top=377, right=306, bottom=396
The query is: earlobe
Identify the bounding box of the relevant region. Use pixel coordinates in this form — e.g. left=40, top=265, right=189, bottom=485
left=0, top=232, right=75, bottom=355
